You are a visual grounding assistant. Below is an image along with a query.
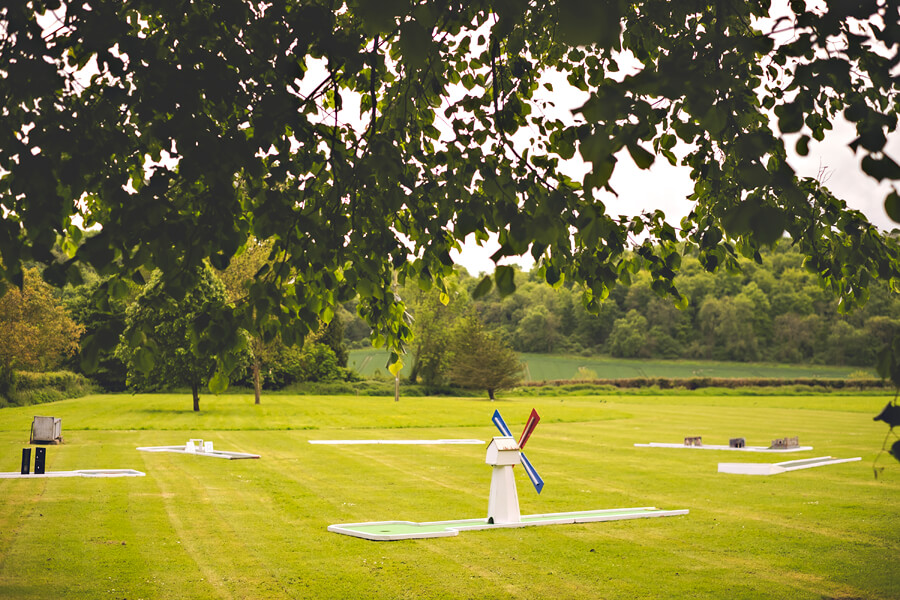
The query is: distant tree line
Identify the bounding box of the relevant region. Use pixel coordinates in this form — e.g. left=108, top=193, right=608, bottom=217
left=342, top=242, right=900, bottom=380
left=3, top=239, right=897, bottom=405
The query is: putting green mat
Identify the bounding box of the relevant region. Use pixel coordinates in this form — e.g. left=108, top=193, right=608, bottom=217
left=328, top=506, right=689, bottom=540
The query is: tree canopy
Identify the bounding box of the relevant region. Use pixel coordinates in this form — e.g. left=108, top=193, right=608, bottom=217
left=0, top=267, right=81, bottom=389
left=446, top=312, right=522, bottom=399
left=115, top=264, right=247, bottom=411
left=2, top=1, right=899, bottom=384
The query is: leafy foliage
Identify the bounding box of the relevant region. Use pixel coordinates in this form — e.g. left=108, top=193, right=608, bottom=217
left=61, top=271, right=136, bottom=391
left=439, top=243, right=899, bottom=366
left=446, top=313, right=523, bottom=400
left=1, top=1, right=898, bottom=376
left=0, top=267, right=82, bottom=392
left=402, top=273, right=469, bottom=387
left=0, top=370, right=96, bottom=408
left=262, top=342, right=347, bottom=389
left=115, top=265, right=249, bottom=411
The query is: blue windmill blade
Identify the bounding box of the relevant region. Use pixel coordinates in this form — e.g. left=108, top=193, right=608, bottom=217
left=519, top=452, right=544, bottom=494
left=492, top=410, right=513, bottom=438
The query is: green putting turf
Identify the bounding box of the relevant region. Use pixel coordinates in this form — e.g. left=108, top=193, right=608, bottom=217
left=329, top=507, right=690, bottom=540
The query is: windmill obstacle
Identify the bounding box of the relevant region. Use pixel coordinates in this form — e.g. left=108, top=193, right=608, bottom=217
left=137, top=439, right=260, bottom=460
left=717, top=456, right=861, bottom=475
left=0, top=447, right=144, bottom=479
left=328, top=409, right=688, bottom=541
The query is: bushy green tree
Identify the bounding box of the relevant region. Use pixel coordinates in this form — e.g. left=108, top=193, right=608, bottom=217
left=263, top=342, right=346, bottom=389
left=404, top=274, right=469, bottom=388
left=514, top=305, right=560, bottom=353
left=607, top=310, right=651, bottom=359
left=697, top=296, right=759, bottom=361
left=116, top=265, right=248, bottom=411
left=0, top=268, right=82, bottom=393
left=62, top=272, right=136, bottom=391
left=447, top=314, right=522, bottom=400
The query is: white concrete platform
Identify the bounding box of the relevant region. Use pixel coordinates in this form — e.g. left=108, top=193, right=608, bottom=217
left=0, top=469, right=145, bottom=479
left=635, top=442, right=813, bottom=453
left=329, top=506, right=689, bottom=541
left=137, top=445, right=259, bottom=459
left=309, top=439, right=484, bottom=445
left=717, top=456, right=861, bottom=475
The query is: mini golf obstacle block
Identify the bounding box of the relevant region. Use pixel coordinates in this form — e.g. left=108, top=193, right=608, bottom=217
left=34, top=447, right=46, bottom=474
left=30, top=416, right=62, bottom=444
left=684, top=436, right=703, bottom=447
left=770, top=436, right=799, bottom=449
left=20, top=448, right=31, bottom=475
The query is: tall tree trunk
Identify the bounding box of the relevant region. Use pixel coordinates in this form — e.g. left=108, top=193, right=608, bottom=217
left=252, top=359, right=261, bottom=405
left=408, top=344, right=421, bottom=384
left=191, top=382, right=200, bottom=412
left=487, top=388, right=495, bottom=401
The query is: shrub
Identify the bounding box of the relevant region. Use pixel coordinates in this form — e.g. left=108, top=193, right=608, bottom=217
left=1, top=371, right=98, bottom=408
left=264, top=343, right=348, bottom=389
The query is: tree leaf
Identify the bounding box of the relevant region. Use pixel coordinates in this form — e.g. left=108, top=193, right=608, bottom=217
left=873, top=402, right=900, bottom=428
left=884, top=190, right=900, bottom=223
left=862, top=154, right=900, bottom=181
left=472, top=275, right=493, bottom=299
left=387, top=355, right=403, bottom=377
left=134, top=347, right=155, bottom=374
left=495, top=265, right=517, bottom=297
left=209, top=369, right=229, bottom=394
left=627, top=143, right=655, bottom=169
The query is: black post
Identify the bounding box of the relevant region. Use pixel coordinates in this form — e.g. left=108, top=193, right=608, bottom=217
left=20, top=448, right=31, bottom=475
left=34, top=447, right=46, bottom=474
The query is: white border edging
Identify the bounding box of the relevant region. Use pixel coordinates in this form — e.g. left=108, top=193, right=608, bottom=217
left=309, top=439, right=484, bottom=445
left=0, top=469, right=145, bottom=479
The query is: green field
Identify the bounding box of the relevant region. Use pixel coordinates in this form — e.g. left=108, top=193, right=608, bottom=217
left=0, top=392, right=898, bottom=599
left=348, top=348, right=874, bottom=381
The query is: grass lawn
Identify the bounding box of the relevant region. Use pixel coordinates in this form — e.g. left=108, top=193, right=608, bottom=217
left=347, top=348, right=874, bottom=381
left=0, top=391, right=897, bottom=599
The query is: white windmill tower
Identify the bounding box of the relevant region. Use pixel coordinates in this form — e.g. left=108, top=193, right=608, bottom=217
left=485, top=409, right=543, bottom=524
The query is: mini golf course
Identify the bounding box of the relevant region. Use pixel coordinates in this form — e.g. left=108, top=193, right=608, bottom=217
left=0, top=391, right=897, bottom=599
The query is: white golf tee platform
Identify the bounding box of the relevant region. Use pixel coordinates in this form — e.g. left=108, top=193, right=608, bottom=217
left=718, top=456, right=861, bottom=475
left=137, top=439, right=260, bottom=460
left=0, top=469, right=145, bottom=479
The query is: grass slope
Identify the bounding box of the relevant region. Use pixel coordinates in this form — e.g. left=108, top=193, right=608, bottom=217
left=347, top=349, right=873, bottom=381
left=0, top=392, right=897, bottom=599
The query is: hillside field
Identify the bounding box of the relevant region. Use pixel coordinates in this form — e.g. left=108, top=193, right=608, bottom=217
left=348, top=348, right=874, bottom=381
left=0, top=391, right=897, bottom=599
